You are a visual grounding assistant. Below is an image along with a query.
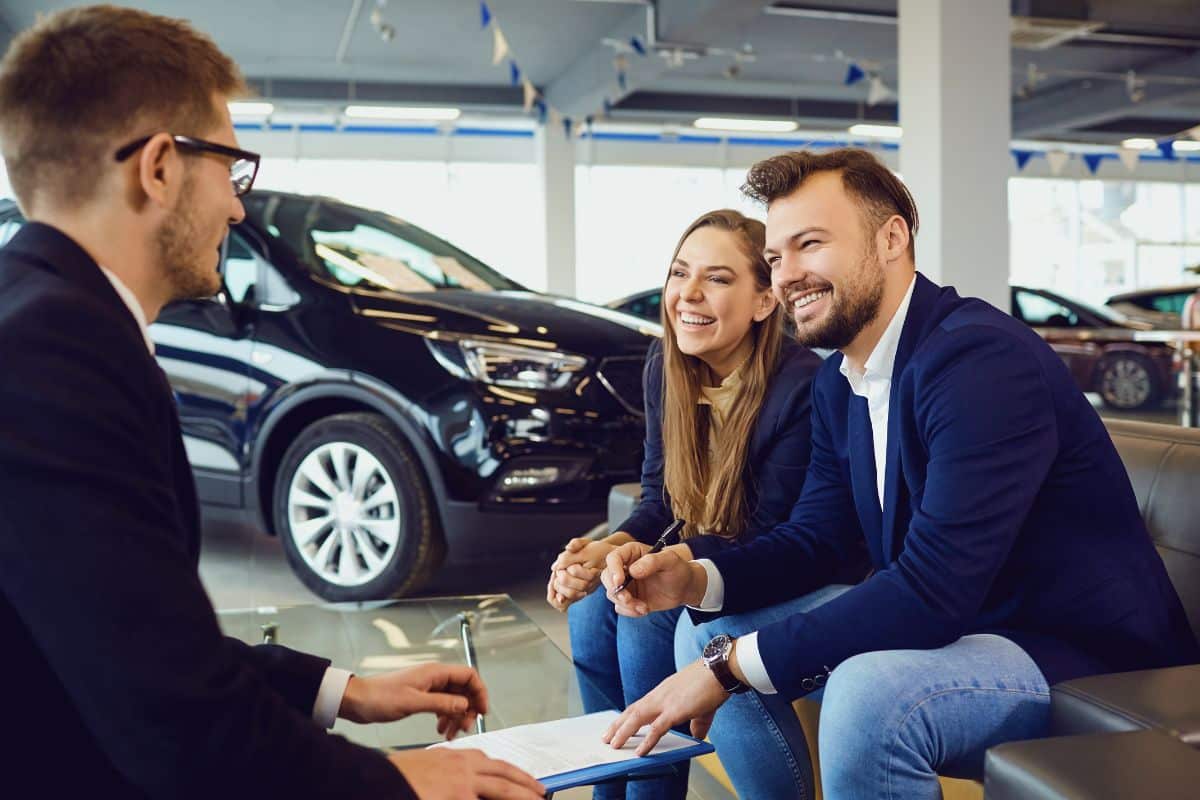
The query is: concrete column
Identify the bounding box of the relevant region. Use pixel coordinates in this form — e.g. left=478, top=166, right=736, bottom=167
left=534, top=121, right=577, bottom=297
left=899, top=0, right=1011, bottom=312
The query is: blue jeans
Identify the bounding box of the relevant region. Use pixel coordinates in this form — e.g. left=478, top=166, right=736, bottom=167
left=568, top=589, right=688, bottom=800
left=675, top=586, right=1051, bottom=800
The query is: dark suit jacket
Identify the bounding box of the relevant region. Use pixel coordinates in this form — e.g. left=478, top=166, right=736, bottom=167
left=0, top=224, right=415, bottom=798
left=703, top=273, right=1199, bottom=699
left=619, top=337, right=833, bottom=560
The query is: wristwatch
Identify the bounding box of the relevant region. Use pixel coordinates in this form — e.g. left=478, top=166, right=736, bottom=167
left=702, top=633, right=749, bottom=694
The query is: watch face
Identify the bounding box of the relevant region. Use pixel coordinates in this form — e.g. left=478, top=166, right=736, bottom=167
left=703, top=633, right=731, bottom=662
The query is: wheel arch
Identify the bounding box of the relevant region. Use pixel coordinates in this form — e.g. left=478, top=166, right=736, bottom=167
left=249, top=378, right=448, bottom=536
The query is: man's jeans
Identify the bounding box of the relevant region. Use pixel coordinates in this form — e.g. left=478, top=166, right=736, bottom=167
left=569, top=588, right=688, bottom=800
left=674, top=585, right=1051, bottom=800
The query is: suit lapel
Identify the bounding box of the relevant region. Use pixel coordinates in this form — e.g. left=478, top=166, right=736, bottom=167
left=881, top=273, right=943, bottom=563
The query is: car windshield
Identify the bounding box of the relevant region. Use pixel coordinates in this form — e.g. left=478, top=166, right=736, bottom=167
left=254, top=195, right=523, bottom=292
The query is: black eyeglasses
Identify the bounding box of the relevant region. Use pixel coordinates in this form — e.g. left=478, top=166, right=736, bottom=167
left=114, top=134, right=260, bottom=197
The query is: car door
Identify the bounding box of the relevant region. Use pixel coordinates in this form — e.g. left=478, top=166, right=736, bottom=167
left=150, top=234, right=258, bottom=507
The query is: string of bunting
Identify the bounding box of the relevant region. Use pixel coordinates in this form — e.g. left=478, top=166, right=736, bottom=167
left=481, top=1, right=645, bottom=139
left=1011, top=133, right=1198, bottom=177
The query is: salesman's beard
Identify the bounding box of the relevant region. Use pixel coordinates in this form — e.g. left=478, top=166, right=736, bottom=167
left=792, top=249, right=885, bottom=351
left=157, top=174, right=222, bottom=302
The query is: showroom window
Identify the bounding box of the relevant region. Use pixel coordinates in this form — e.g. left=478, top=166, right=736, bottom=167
left=1010, top=176, right=1200, bottom=306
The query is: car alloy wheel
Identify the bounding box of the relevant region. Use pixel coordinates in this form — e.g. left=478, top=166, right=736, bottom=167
left=287, top=442, right=399, bottom=587
left=274, top=412, right=443, bottom=601
left=1099, top=355, right=1155, bottom=411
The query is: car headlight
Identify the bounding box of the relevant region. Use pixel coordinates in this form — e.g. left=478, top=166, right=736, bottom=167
left=426, top=338, right=588, bottom=390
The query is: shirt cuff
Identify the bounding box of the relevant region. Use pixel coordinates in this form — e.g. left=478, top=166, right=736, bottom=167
left=312, top=667, right=353, bottom=729
left=735, top=632, right=778, bottom=695
left=688, top=559, right=725, bottom=612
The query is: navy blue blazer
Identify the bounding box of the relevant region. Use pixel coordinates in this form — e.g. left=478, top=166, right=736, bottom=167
left=618, top=337, right=829, bottom=560
left=705, top=273, right=1199, bottom=699
left=0, top=224, right=415, bottom=798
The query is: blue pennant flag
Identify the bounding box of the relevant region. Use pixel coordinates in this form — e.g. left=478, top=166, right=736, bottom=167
left=563, top=117, right=573, bottom=138
left=630, top=36, right=647, bottom=56
left=1158, top=140, right=1176, bottom=160
left=617, top=70, right=627, bottom=91
left=1012, top=150, right=1034, bottom=170
left=534, top=99, right=547, bottom=124
left=509, top=60, right=520, bottom=86
left=480, top=2, right=491, bottom=28
left=845, top=63, right=866, bottom=85
left=1082, top=153, right=1105, bottom=175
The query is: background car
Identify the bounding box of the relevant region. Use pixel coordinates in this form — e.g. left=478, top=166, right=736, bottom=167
left=0, top=194, right=659, bottom=601
left=1105, top=284, right=1200, bottom=329
left=611, top=285, right=1175, bottom=412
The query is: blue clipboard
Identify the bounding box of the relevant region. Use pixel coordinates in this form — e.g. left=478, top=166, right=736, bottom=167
left=540, top=734, right=714, bottom=794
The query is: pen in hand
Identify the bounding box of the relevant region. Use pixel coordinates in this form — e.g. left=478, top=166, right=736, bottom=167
left=613, top=519, right=685, bottom=595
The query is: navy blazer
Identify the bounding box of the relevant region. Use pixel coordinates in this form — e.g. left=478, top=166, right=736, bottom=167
left=0, top=224, right=415, bottom=798
left=705, top=273, right=1199, bottom=699
left=618, top=337, right=829, bottom=560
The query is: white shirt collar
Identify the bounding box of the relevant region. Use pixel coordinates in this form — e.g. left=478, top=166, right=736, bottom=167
left=99, top=266, right=155, bottom=354
left=840, top=275, right=916, bottom=388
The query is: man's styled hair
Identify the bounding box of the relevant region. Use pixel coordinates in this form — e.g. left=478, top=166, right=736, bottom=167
left=0, top=4, right=247, bottom=212
left=742, top=148, right=919, bottom=257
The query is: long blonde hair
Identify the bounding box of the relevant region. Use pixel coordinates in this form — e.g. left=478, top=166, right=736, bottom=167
left=660, top=209, right=785, bottom=539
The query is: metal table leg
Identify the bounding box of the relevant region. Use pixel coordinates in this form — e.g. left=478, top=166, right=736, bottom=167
left=458, top=611, right=486, bottom=734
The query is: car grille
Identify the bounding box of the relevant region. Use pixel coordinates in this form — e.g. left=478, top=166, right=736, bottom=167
left=596, top=356, right=645, bottom=416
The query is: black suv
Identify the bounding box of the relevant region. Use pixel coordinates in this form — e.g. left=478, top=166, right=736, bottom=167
left=0, top=194, right=657, bottom=600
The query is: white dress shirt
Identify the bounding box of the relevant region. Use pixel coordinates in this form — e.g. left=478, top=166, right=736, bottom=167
left=100, top=267, right=351, bottom=727
left=691, top=275, right=917, bottom=694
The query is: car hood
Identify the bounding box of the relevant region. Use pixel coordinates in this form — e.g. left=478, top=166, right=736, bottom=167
left=349, top=289, right=661, bottom=358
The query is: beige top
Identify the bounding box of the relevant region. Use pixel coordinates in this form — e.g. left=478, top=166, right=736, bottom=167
left=693, top=361, right=747, bottom=533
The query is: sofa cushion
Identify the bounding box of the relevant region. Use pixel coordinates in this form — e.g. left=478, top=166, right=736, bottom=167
left=985, top=730, right=1200, bottom=800
left=1051, top=664, right=1200, bottom=744
left=1104, top=420, right=1200, bottom=641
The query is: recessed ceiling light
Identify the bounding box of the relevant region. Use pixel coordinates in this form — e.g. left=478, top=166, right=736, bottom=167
left=1121, top=138, right=1158, bottom=150
left=848, top=123, right=901, bottom=139
left=693, top=117, right=798, bottom=133
left=228, top=101, right=274, bottom=117
left=344, top=105, right=461, bottom=121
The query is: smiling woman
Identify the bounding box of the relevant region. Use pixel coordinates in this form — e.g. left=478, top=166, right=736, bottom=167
left=546, top=208, right=833, bottom=800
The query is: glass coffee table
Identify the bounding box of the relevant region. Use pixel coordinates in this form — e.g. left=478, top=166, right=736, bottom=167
left=218, top=594, right=703, bottom=797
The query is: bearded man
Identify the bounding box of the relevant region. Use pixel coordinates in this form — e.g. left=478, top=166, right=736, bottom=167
left=598, top=149, right=1199, bottom=799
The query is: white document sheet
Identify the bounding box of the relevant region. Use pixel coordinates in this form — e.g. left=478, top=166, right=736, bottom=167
left=430, top=710, right=696, bottom=779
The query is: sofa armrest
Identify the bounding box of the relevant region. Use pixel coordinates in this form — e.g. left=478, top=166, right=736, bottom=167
left=984, top=730, right=1200, bottom=800
left=1051, top=664, right=1200, bottom=745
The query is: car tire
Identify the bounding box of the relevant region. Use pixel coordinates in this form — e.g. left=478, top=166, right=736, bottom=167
left=1097, top=352, right=1160, bottom=411
left=273, top=412, right=444, bottom=601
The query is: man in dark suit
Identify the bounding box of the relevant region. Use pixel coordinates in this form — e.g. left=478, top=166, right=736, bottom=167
left=598, top=149, right=1199, bottom=798
left=0, top=7, right=543, bottom=799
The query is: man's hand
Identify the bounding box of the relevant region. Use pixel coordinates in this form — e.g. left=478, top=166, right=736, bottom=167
left=600, top=542, right=707, bottom=617
left=388, top=748, right=544, bottom=799
left=339, top=663, right=486, bottom=740
left=602, top=660, right=730, bottom=755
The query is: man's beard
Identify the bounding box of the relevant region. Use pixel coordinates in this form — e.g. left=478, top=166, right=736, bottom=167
left=156, top=176, right=221, bottom=302
left=792, top=249, right=885, bottom=351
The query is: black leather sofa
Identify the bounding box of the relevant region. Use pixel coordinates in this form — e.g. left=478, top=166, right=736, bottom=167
left=985, top=419, right=1200, bottom=799
left=607, top=418, right=1200, bottom=799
